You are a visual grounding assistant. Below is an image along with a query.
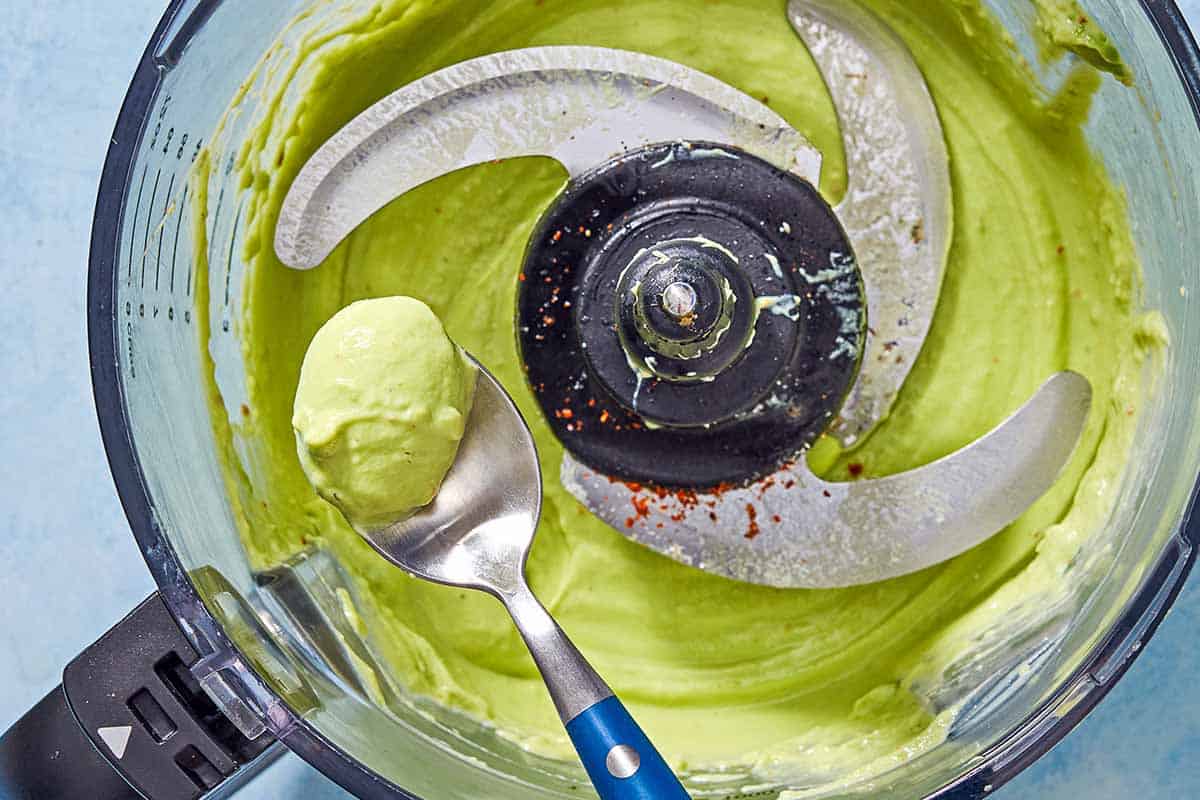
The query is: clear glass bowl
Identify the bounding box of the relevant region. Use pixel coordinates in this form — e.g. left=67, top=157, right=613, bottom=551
left=89, top=1, right=1200, bottom=797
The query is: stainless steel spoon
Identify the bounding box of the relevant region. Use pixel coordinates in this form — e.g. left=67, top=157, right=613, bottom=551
left=350, top=359, right=689, bottom=800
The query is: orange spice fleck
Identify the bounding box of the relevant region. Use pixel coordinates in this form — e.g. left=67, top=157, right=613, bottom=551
left=744, top=505, right=761, bottom=540
left=631, top=495, right=651, bottom=520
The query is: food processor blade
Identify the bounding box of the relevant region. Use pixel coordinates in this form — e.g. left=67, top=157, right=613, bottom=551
left=789, top=0, right=953, bottom=447
left=562, top=371, right=1092, bottom=588
left=275, top=37, right=1089, bottom=589
left=274, top=46, right=821, bottom=271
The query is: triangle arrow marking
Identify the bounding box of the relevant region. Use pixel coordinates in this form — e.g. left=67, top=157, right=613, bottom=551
left=97, top=725, right=132, bottom=760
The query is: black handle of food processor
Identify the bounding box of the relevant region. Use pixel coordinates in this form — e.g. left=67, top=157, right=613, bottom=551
left=0, top=594, right=275, bottom=799
left=0, top=684, right=143, bottom=800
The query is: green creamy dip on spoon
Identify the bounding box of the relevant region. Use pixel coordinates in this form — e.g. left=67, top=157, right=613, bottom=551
left=292, top=297, right=476, bottom=532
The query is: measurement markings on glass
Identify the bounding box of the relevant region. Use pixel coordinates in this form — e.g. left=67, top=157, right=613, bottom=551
left=124, top=118, right=203, bottom=330
left=155, top=172, right=176, bottom=292
left=172, top=184, right=189, bottom=296
left=181, top=134, right=201, bottom=304
left=127, top=163, right=149, bottom=285
left=208, top=184, right=227, bottom=267
left=140, top=169, right=162, bottom=290
left=207, top=154, right=236, bottom=267
left=222, top=199, right=246, bottom=332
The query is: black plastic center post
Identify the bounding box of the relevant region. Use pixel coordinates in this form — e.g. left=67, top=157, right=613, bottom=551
left=518, top=141, right=866, bottom=488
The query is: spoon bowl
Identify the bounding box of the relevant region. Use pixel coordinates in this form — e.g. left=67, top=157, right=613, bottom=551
left=358, top=363, right=541, bottom=595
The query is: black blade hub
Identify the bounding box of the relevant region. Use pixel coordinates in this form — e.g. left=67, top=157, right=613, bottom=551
left=518, top=141, right=866, bottom=488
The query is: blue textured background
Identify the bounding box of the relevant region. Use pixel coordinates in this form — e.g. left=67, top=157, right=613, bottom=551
left=1, top=2, right=1196, bottom=797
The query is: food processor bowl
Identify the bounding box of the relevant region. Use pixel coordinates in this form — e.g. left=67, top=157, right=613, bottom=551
left=2, top=1, right=1196, bottom=799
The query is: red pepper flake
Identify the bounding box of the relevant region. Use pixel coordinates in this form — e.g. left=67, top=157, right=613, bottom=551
left=518, top=272, right=526, bottom=282
left=599, top=410, right=611, bottom=423
left=674, top=488, right=700, bottom=508
left=552, top=230, right=563, bottom=243
left=543, top=315, right=556, bottom=326
left=625, top=517, right=635, bottom=528
left=784, top=480, right=796, bottom=489
left=709, top=512, right=718, bottom=522
left=744, top=505, right=761, bottom=540
left=772, top=514, right=782, bottom=524
left=587, top=398, right=596, bottom=408
left=822, top=489, right=832, bottom=498
left=848, top=462, right=865, bottom=478
left=656, top=522, right=664, bottom=529
left=560, top=408, right=574, bottom=420
left=631, top=495, right=651, bottom=519
left=240, top=403, right=251, bottom=418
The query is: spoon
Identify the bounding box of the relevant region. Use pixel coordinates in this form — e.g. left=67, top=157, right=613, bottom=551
left=350, top=358, right=690, bottom=800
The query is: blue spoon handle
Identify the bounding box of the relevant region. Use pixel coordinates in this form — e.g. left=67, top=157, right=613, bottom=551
left=566, top=695, right=691, bottom=800
left=503, top=586, right=690, bottom=799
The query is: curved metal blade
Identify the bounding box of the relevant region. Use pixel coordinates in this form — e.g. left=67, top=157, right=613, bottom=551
left=789, top=0, right=953, bottom=447
left=562, top=372, right=1092, bottom=588
left=276, top=46, right=820, bottom=270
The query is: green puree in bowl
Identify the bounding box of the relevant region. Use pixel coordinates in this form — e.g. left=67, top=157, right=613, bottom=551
left=197, top=0, right=1164, bottom=788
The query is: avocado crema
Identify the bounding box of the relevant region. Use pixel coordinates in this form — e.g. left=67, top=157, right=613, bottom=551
left=196, top=0, right=1165, bottom=787
left=292, top=296, right=475, bottom=532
